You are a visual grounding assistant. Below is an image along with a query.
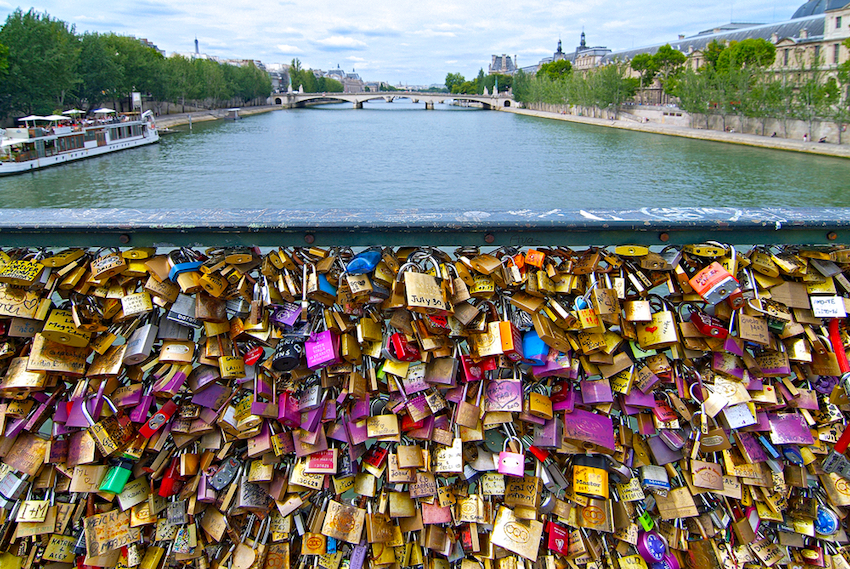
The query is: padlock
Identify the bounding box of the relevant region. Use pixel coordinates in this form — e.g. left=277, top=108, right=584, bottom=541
left=498, top=435, right=525, bottom=477
left=81, top=395, right=135, bottom=457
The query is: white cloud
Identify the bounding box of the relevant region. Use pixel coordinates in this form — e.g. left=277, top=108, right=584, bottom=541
left=277, top=44, right=303, bottom=53
left=413, top=29, right=456, bottom=38
left=315, top=35, right=367, bottom=48
left=347, top=56, right=366, bottom=62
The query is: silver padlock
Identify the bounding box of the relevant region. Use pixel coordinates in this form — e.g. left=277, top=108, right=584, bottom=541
left=166, top=293, right=201, bottom=328
left=0, top=472, right=28, bottom=501
left=226, top=298, right=251, bottom=318
left=157, top=317, right=193, bottom=341
left=124, top=312, right=159, bottom=365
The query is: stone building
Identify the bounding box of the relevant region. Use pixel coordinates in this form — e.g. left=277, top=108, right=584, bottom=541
left=514, top=0, right=850, bottom=87
left=489, top=54, right=517, bottom=75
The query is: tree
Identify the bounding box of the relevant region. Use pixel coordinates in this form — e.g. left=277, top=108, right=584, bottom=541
left=674, top=68, right=713, bottom=127
left=718, top=38, right=776, bottom=72
left=0, top=9, right=80, bottom=116
left=101, top=34, right=166, bottom=109
left=630, top=53, right=657, bottom=104
left=537, top=60, right=572, bottom=81
left=652, top=44, right=686, bottom=104
left=475, top=68, right=486, bottom=94
left=702, top=40, right=726, bottom=70
left=0, top=42, right=7, bottom=83
left=444, top=72, right=465, bottom=93
left=588, top=62, right=637, bottom=118
left=481, top=73, right=512, bottom=94
left=74, top=33, right=121, bottom=111
left=792, top=52, right=831, bottom=137
left=833, top=38, right=850, bottom=143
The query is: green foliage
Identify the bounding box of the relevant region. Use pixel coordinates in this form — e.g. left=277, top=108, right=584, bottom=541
left=0, top=41, right=8, bottom=81
left=481, top=74, right=512, bottom=93
left=0, top=9, right=80, bottom=116
left=0, top=9, right=272, bottom=118
left=588, top=62, right=637, bottom=115
left=444, top=72, right=465, bottom=93
left=75, top=33, right=122, bottom=110
left=288, top=58, right=342, bottom=93
left=652, top=44, right=687, bottom=99
left=537, top=59, right=572, bottom=81
left=702, top=40, right=726, bottom=70
left=717, top=38, right=776, bottom=72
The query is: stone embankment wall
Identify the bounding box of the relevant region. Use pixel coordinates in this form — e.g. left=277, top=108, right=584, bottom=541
left=522, top=102, right=848, bottom=144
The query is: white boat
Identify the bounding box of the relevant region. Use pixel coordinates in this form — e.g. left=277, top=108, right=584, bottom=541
left=224, top=108, right=241, bottom=120
left=0, top=109, right=160, bottom=176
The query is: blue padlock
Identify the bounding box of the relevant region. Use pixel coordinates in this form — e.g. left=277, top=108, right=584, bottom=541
left=345, top=249, right=381, bottom=275
left=522, top=329, right=548, bottom=365
left=168, top=249, right=203, bottom=282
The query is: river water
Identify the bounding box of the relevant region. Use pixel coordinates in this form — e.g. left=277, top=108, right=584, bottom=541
left=1, top=100, right=848, bottom=209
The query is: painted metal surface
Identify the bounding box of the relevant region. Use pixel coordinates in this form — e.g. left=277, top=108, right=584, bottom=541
left=0, top=208, right=847, bottom=247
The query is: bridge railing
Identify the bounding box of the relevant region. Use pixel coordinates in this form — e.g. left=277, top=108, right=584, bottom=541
left=0, top=208, right=848, bottom=247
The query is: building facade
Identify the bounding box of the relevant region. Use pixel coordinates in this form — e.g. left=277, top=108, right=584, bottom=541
left=499, top=0, right=850, bottom=86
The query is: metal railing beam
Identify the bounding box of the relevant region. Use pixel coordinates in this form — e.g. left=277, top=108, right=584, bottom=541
left=0, top=208, right=848, bottom=248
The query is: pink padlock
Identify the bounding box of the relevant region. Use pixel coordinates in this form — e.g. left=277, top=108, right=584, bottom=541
left=498, top=436, right=526, bottom=477
left=305, top=329, right=340, bottom=370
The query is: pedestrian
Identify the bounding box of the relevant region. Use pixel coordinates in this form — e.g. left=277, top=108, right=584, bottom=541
left=803, top=133, right=809, bottom=142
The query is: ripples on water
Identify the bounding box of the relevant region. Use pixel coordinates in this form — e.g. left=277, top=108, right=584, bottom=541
left=2, top=99, right=849, bottom=209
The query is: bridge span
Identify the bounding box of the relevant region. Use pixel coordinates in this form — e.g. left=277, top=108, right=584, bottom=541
left=269, top=91, right=514, bottom=110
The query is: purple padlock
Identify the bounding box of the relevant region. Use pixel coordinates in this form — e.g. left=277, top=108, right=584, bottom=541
left=637, top=530, right=667, bottom=564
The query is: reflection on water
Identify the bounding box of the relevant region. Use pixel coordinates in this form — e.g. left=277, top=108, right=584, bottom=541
left=1, top=99, right=848, bottom=209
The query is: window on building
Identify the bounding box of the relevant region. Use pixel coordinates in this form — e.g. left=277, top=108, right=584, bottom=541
left=836, top=43, right=841, bottom=64
left=815, top=45, right=821, bottom=60
left=838, top=16, right=843, bottom=28
left=784, top=49, right=789, bottom=66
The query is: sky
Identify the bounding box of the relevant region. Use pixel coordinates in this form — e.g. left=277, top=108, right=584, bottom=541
left=0, top=0, right=805, bottom=85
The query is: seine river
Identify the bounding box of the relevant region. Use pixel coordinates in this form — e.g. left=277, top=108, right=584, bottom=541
left=1, top=100, right=849, bottom=209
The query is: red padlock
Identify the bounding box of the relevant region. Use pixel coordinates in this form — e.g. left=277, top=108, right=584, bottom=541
left=389, top=332, right=421, bottom=362
left=158, top=457, right=181, bottom=497
left=138, top=399, right=177, bottom=439
left=689, top=309, right=728, bottom=339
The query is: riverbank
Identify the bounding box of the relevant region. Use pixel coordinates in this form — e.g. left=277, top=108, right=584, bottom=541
left=504, top=107, right=850, bottom=159
left=153, top=105, right=280, bottom=129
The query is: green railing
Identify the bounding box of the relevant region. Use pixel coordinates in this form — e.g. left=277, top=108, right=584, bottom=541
left=0, top=208, right=849, bottom=247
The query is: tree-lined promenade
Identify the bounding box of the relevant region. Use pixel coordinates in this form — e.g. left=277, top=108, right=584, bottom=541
left=497, top=37, right=850, bottom=142
left=0, top=9, right=271, bottom=119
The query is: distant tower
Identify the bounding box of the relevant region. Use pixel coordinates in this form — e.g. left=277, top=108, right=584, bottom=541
left=194, top=37, right=199, bottom=55
left=580, top=30, right=586, bottom=50
left=557, top=38, right=563, bottom=53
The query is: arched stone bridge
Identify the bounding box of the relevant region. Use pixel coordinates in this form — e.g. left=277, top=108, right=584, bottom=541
left=269, top=91, right=514, bottom=110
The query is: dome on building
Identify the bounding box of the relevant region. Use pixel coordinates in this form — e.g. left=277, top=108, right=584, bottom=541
left=792, top=0, right=850, bottom=19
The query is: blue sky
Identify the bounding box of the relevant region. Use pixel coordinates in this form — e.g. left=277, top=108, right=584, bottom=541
left=0, top=0, right=803, bottom=85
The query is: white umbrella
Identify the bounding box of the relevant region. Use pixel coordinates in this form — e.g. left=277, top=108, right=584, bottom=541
left=62, top=109, right=84, bottom=115
left=92, top=108, right=116, bottom=114
left=18, top=115, right=45, bottom=121
left=44, top=115, right=69, bottom=121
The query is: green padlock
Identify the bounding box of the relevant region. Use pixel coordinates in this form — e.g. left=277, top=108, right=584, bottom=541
left=98, top=458, right=134, bottom=494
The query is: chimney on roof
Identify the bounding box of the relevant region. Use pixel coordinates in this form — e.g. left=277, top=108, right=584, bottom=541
left=800, top=28, right=808, bottom=39
left=679, top=34, right=686, bottom=40
left=771, top=32, right=779, bottom=43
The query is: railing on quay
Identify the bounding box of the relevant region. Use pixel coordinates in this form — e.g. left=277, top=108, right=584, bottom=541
left=0, top=208, right=849, bottom=248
